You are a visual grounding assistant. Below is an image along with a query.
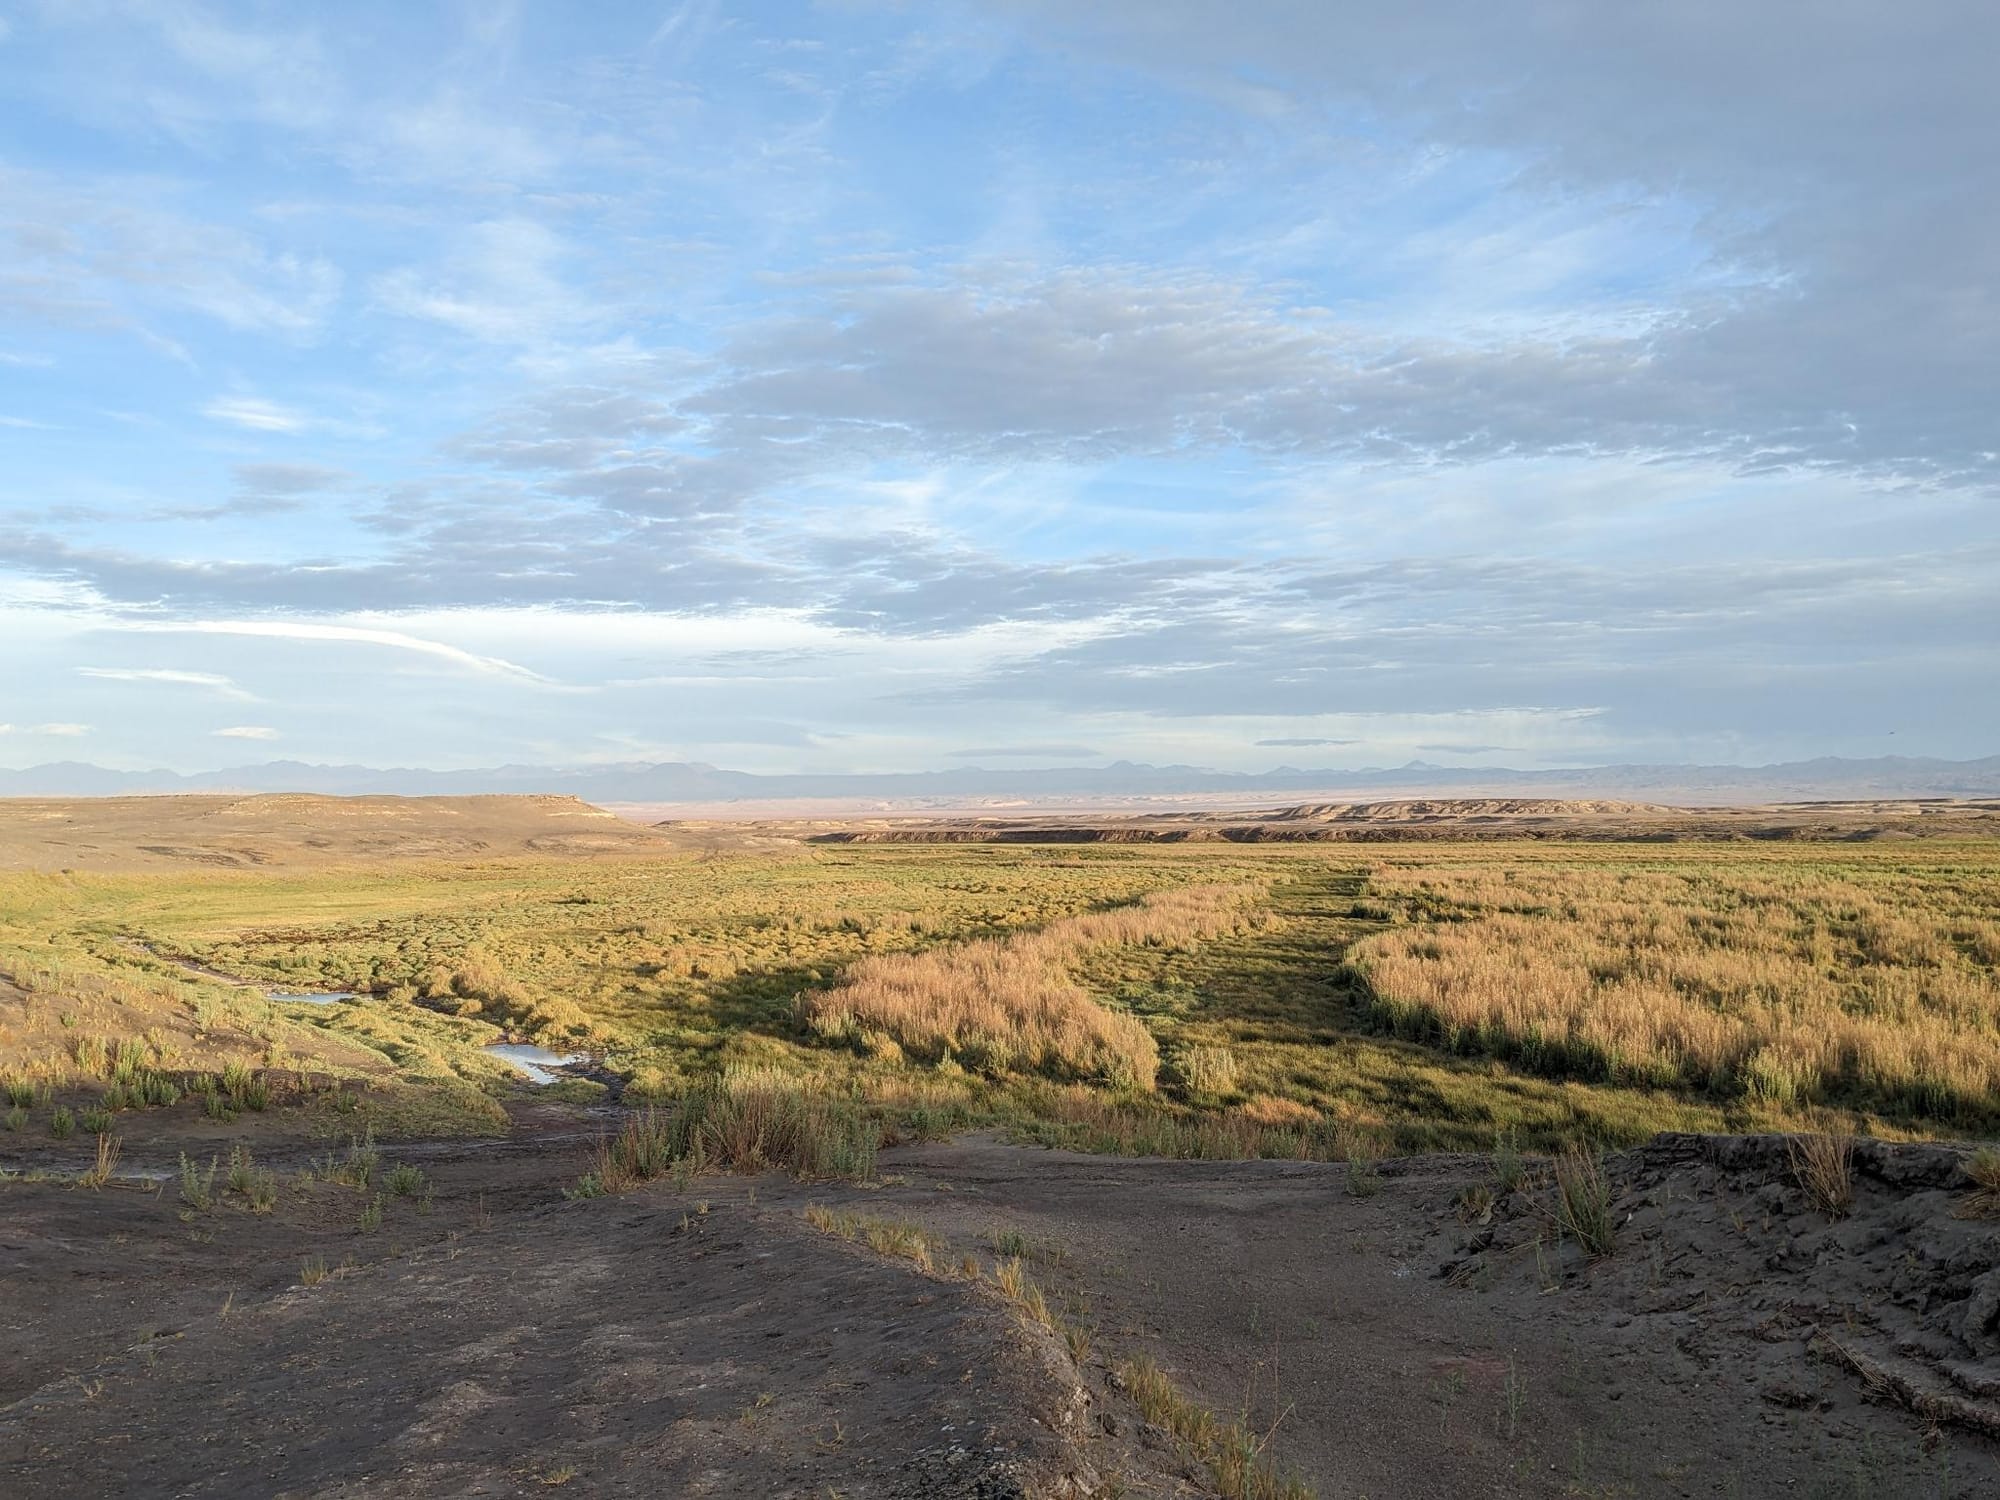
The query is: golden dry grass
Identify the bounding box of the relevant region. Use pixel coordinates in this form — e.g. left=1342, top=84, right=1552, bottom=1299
left=1788, top=1128, right=1856, bottom=1216
left=799, top=883, right=1265, bottom=1088
left=1353, top=854, right=2000, bottom=1125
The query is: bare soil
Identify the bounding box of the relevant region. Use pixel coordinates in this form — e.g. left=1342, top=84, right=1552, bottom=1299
left=5, top=1112, right=1995, bottom=1498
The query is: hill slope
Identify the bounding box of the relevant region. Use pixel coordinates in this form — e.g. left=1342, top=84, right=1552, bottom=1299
left=0, top=793, right=670, bottom=872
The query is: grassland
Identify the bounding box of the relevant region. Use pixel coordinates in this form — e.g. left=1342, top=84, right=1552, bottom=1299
left=3, top=838, right=1997, bottom=1152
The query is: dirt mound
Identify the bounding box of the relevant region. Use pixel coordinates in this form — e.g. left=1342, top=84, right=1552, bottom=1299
left=0, top=794, right=671, bottom=871
left=1435, top=1133, right=2000, bottom=1444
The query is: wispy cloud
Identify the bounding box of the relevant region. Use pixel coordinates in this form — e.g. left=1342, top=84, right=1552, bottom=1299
left=122, top=621, right=549, bottom=682
left=212, top=725, right=281, bottom=740
left=202, top=396, right=309, bottom=433
left=77, top=667, right=255, bottom=700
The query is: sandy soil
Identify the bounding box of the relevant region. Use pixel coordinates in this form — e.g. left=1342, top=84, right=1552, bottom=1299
left=5, top=1116, right=1995, bottom=1498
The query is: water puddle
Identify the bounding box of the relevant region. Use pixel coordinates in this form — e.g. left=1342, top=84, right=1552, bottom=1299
left=266, top=990, right=358, bottom=1005
left=486, top=1043, right=581, bottom=1085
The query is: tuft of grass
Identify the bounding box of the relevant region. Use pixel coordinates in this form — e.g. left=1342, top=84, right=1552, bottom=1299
left=1956, top=1147, right=2000, bottom=1220
left=357, top=1194, right=384, bottom=1232
left=226, top=1145, right=277, bottom=1212
left=79, top=1106, right=113, bottom=1134
left=1492, top=1129, right=1527, bottom=1194
left=4, top=1105, right=26, bottom=1132
left=328, top=1128, right=379, bottom=1190
left=1176, top=1044, right=1240, bottom=1096
left=1338, top=1124, right=1387, bottom=1197
left=591, top=1075, right=879, bottom=1192
left=49, top=1105, right=75, bottom=1140
left=564, top=1171, right=607, bottom=1200
left=1787, top=1128, right=1856, bottom=1217
left=804, top=1204, right=945, bottom=1273
left=1119, top=1354, right=1313, bottom=1500
left=78, top=1131, right=121, bottom=1189
left=299, top=1255, right=328, bottom=1287
left=1553, top=1145, right=1615, bottom=1258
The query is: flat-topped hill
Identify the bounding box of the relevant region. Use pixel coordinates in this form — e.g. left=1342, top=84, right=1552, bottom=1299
left=0, top=793, right=670, bottom=871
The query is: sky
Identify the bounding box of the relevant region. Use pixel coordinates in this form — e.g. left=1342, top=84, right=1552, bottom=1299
left=2, top=1, right=1995, bottom=776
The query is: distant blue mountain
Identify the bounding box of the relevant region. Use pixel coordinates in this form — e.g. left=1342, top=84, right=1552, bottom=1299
left=2, top=754, right=1997, bottom=802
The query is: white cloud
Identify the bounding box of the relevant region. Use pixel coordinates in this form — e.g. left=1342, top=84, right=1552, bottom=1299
left=77, top=667, right=255, bottom=700
left=30, top=722, right=90, bottom=737
left=212, top=725, right=280, bottom=740
left=203, top=396, right=309, bottom=433
left=123, top=620, right=549, bottom=682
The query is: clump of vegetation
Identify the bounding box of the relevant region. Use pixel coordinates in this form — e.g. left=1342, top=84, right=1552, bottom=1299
left=587, top=1072, right=880, bottom=1191
left=226, top=1145, right=278, bottom=1212
left=1956, top=1148, right=2000, bottom=1219
left=1552, top=1145, right=1616, bottom=1258
left=801, top=884, right=1264, bottom=1089
left=1119, top=1354, right=1314, bottom=1500
left=1787, top=1128, right=1856, bottom=1217
left=1175, top=1044, right=1240, bottom=1096
left=317, top=1128, right=381, bottom=1190
left=385, top=1163, right=426, bottom=1198
left=179, top=1152, right=219, bottom=1211
left=1354, top=854, right=2000, bottom=1126
left=1491, top=1129, right=1527, bottom=1194
left=78, top=1131, right=120, bottom=1189
left=803, top=1205, right=946, bottom=1272
left=48, top=1106, right=75, bottom=1140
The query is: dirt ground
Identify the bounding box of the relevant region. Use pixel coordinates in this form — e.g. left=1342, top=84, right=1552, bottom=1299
left=5, top=1111, right=1996, bottom=1499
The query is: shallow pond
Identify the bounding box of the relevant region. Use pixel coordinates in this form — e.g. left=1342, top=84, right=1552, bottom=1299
left=266, top=990, right=358, bottom=1005
left=486, top=1042, right=581, bottom=1085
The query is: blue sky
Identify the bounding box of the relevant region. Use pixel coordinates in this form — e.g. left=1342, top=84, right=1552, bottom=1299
left=2, top=1, right=1994, bottom=774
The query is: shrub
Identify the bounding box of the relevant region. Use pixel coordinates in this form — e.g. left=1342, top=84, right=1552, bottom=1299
left=179, top=1152, right=218, bottom=1211
left=49, top=1106, right=75, bottom=1140
left=385, top=1163, right=426, bottom=1197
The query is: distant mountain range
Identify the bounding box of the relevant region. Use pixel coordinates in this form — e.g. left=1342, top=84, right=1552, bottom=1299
left=2, top=754, right=1997, bottom=804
